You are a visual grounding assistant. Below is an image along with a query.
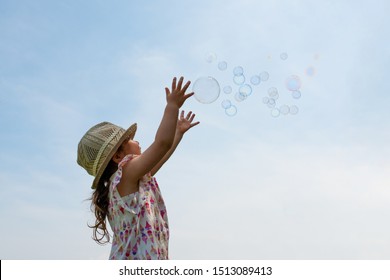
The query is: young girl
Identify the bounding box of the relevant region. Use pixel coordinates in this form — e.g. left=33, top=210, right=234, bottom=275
left=77, top=77, right=199, bottom=259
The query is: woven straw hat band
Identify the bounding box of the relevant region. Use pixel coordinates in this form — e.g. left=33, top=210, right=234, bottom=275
left=77, top=122, right=125, bottom=177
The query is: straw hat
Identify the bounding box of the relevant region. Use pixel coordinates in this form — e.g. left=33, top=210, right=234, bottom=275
left=77, top=122, right=137, bottom=189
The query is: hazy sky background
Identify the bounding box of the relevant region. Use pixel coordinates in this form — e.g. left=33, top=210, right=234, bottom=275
left=1, top=0, right=389, bottom=259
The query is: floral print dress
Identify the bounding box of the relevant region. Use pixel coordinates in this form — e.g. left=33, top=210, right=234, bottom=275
left=107, top=154, right=169, bottom=259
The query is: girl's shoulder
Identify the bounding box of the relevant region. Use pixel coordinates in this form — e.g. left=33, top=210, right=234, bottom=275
left=119, top=154, right=139, bottom=167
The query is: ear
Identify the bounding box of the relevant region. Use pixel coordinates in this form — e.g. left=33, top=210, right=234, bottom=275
left=112, top=151, right=123, bottom=164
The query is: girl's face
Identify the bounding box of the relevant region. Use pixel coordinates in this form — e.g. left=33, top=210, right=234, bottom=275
left=112, top=138, right=141, bottom=163
left=121, top=138, right=141, bottom=156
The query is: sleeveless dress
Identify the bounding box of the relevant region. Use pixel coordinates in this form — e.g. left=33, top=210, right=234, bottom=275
left=107, top=154, right=169, bottom=259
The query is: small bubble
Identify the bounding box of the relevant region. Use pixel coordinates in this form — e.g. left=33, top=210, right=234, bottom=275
left=292, top=90, right=301, bottom=99
left=268, top=87, right=279, bottom=99
left=279, top=105, right=290, bottom=115
left=290, top=105, right=299, bottom=115
left=205, top=52, right=217, bottom=63
left=271, top=108, right=280, bottom=117
left=223, top=85, right=232, bottom=94
left=235, top=91, right=246, bottom=102
left=233, top=74, right=245, bottom=85
left=239, top=84, right=252, bottom=97
left=225, top=105, right=238, bottom=117
left=221, top=99, right=232, bottom=109
left=306, top=66, right=316, bottom=76
left=285, top=75, right=301, bottom=91
left=218, top=61, right=228, bottom=71
left=267, top=98, right=276, bottom=108
left=280, top=52, right=288, bottom=60
left=262, top=97, right=270, bottom=104
left=260, top=71, right=269, bottom=81
left=250, top=75, right=261, bottom=85
left=233, top=66, right=244, bottom=76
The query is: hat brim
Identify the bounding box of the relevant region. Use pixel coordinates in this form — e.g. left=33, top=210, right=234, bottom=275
left=91, top=123, right=137, bottom=189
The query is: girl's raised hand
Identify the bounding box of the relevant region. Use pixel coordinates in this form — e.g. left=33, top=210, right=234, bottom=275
left=177, top=110, right=200, bottom=135
left=165, top=76, right=194, bottom=108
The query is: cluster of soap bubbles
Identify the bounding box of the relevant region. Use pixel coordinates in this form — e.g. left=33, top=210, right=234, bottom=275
left=193, top=52, right=313, bottom=118
left=260, top=75, right=303, bottom=118
left=263, top=85, right=300, bottom=118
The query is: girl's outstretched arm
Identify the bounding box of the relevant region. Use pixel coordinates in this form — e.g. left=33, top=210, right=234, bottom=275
left=118, top=77, right=194, bottom=196
left=150, top=110, right=199, bottom=176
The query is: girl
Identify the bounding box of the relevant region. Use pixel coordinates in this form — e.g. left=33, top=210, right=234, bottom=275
left=77, top=77, right=199, bottom=259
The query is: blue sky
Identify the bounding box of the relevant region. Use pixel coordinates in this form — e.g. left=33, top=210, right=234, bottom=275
left=1, top=0, right=390, bottom=259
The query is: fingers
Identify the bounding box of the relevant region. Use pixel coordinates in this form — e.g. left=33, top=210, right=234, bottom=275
left=181, top=80, right=191, bottom=93
left=178, top=110, right=200, bottom=132
left=188, top=112, right=195, bottom=122
left=183, top=91, right=194, bottom=101
left=190, top=121, right=200, bottom=128
left=181, top=110, right=198, bottom=123
left=177, top=76, right=184, bottom=90
left=167, top=77, right=195, bottom=108
left=172, top=77, right=177, bottom=92
left=171, top=76, right=191, bottom=93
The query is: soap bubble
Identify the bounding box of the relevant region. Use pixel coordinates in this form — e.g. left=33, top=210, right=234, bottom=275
left=280, top=52, right=288, bottom=60
left=239, top=84, right=252, bottom=97
left=306, top=66, right=316, bottom=76
left=285, top=75, right=301, bottom=91
left=271, top=108, right=280, bottom=117
left=205, top=52, right=217, bottom=63
left=260, top=71, right=269, bottom=81
left=233, top=74, right=245, bottom=85
left=235, top=91, right=246, bottom=102
left=193, top=76, right=220, bottom=104
left=267, top=98, right=276, bottom=108
left=250, top=75, right=261, bottom=85
left=291, top=90, right=301, bottom=99
left=290, top=105, right=299, bottom=115
left=233, top=66, right=244, bottom=76
left=221, top=99, right=232, bottom=109
left=268, top=87, right=279, bottom=99
left=279, top=105, right=290, bottom=115
left=225, top=105, right=237, bottom=117
left=223, top=85, right=232, bottom=94
left=218, top=61, right=228, bottom=71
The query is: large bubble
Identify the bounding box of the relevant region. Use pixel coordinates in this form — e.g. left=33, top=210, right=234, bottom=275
left=192, top=76, right=220, bottom=104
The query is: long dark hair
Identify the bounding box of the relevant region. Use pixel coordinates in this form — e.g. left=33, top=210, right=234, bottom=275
left=88, top=159, right=118, bottom=244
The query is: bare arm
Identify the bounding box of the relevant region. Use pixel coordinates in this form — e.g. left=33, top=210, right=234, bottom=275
left=151, top=110, right=199, bottom=176
left=121, top=77, right=194, bottom=185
